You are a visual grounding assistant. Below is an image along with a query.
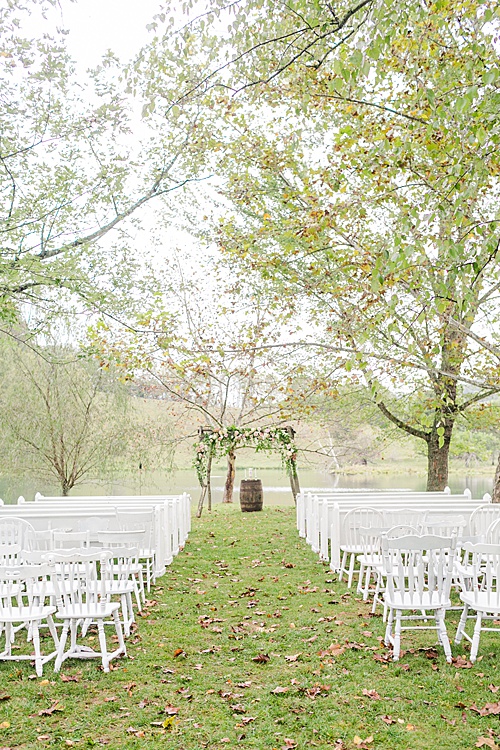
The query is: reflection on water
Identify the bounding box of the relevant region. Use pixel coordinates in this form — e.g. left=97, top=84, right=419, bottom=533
left=0, top=466, right=495, bottom=505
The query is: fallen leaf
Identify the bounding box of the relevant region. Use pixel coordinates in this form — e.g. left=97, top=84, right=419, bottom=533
left=252, top=653, right=270, bottom=664
left=489, top=685, right=500, bottom=694
left=271, top=686, right=289, bottom=695
left=285, top=653, right=301, bottom=662
left=38, top=701, right=64, bottom=716
left=452, top=656, right=473, bottom=669
left=173, top=649, right=186, bottom=658
left=60, top=674, right=80, bottom=683
left=381, top=715, right=396, bottom=725
left=164, top=705, right=180, bottom=716
left=362, top=689, right=381, bottom=700
left=476, top=738, right=499, bottom=749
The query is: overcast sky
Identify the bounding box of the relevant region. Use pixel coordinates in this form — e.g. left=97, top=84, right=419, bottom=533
left=57, top=0, right=164, bottom=68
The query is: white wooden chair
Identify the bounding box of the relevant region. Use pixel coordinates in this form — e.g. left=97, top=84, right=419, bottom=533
left=0, top=518, right=36, bottom=551
left=339, top=507, right=384, bottom=588
left=96, top=530, right=146, bottom=608
left=0, top=563, right=58, bottom=676
left=455, top=541, right=500, bottom=662
left=382, top=534, right=457, bottom=662
left=53, top=530, right=90, bottom=549
left=116, top=511, right=156, bottom=592
left=46, top=549, right=126, bottom=673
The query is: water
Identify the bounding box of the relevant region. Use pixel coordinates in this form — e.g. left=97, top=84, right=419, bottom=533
left=0, top=466, right=494, bottom=505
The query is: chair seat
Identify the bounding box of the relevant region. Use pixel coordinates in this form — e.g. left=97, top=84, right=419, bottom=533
left=55, top=602, right=120, bottom=619
left=460, top=591, right=500, bottom=614
left=384, top=591, right=450, bottom=610
left=0, top=605, right=56, bottom=622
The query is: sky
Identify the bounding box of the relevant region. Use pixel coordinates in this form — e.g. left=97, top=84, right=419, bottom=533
left=57, top=0, right=164, bottom=69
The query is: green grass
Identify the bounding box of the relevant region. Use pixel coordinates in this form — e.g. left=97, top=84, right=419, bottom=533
left=1, top=506, right=499, bottom=749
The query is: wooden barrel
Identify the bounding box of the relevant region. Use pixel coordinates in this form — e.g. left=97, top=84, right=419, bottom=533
left=239, top=479, right=263, bottom=512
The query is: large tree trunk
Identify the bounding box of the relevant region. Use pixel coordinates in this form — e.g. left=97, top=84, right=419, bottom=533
left=426, top=422, right=453, bottom=491
left=222, top=450, right=236, bottom=503
left=492, top=452, right=500, bottom=503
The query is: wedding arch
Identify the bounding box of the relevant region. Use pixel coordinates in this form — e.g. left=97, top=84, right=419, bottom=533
left=194, top=425, right=300, bottom=517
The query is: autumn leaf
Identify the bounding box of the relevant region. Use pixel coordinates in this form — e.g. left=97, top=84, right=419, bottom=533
left=231, top=704, right=246, bottom=713
left=476, top=738, right=499, bottom=750
left=381, top=715, right=396, bottom=725
left=123, top=682, right=136, bottom=695
left=173, top=648, right=186, bottom=658
left=252, top=653, right=270, bottom=663
left=38, top=701, right=64, bottom=716
left=164, top=705, right=180, bottom=716
left=271, top=686, right=289, bottom=695
left=470, top=702, right=500, bottom=716
left=452, top=656, right=473, bottom=669
left=60, top=674, right=80, bottom=683
left=362, top=689, right=381, bottom=700
left=285, top=653, right=301, bottom=662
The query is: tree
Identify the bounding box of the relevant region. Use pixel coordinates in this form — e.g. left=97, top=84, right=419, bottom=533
left=86, top=255, right=318, bottom=503
left=156, top=0, right=500, bottom=490
left=0, top=0, right=211, bottom=329
left=0, top=337, right=168, bottom=495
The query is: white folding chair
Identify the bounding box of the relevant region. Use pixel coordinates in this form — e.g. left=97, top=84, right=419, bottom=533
left=455, top=541, right=500, bottom=663
left=382, top=534, right=457, bottom=662
left=339, top=507, right=384, bottom=588
left=0, top=563, right=58, bottom=676
left=46, top=549, right=126, bottom=673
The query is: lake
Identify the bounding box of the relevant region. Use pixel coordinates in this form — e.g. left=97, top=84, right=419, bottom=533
left=0, top=466, right=495, bottom=505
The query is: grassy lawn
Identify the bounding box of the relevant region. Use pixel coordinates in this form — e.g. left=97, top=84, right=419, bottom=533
left=1, top=505, right=499, bottom=749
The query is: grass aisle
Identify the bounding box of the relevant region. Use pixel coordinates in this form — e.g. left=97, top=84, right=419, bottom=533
left=1, top=506, right=499, bottom=749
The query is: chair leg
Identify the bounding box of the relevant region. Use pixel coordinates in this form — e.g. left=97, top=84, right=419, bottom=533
left=393, top=610, right=402, bottom=660
left=46, top=614, right=59, bottom=648
left=54, top=621, right=70, bottom=673
left=357, top=560, right=365, bottom=595
left=112, top=608, right=127, bottom=657
left=455, top=604, right=469, bottom=644
left=362, top=565, right=372, bottom=601
left=436, top=609, right=452, bottom=663
left=97, top=619, right=110, bottom=672
left=384, top=607, right=393, bottom=647
left=338, top=551, right=347, bottom=582
left=470, top=611, right=483, bottom=663
left=347, top=554, right=355, bottom=589
left=31, top=621, right=43, bottom=677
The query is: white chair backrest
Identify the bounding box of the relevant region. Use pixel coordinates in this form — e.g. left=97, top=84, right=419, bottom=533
left=469, top=505, right=500, bottom=537
left=342, top=507, right=385, bottom=547
left=460, top=542, right=500, bottom=608
left=47, top=549, right=112, bottom=606
left=53, top=530, right=90, bottom=549
left=383, top=509, right=425, bottom=529
left=0, top=518, right=36, bottom=551
left=0, top=563, right=52, bottom=614
left=422, top=514, right=466, bottom=538
left=107, top=546, right=141, bottom=580
left=77, top=517, right=111, bottom=533
left=385, top=524, right=421, bottom=539
left=382, top=534, right=457, bottom=603
left=486, top=518, right=500, bottom=543
left=32, top=529, right=54, bottom=551
left=96, top=530, right=146, bottom=549
left=0, top=543, right=21, bottom=566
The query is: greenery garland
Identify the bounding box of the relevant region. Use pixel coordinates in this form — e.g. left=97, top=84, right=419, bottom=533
left=194, top=425, right=298, bottom=486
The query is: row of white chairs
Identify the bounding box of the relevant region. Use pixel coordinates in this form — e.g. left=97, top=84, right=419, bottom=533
left=0, top=493, right=192, bottom=579
left=354, top=529, right=500, bottom=663
left=0, top=546, right=146, bottom=675
left=296, top=488, right=493, bottom=570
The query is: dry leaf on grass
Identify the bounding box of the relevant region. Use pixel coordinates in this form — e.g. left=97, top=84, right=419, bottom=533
left=252, top=653, right=270, bottom=664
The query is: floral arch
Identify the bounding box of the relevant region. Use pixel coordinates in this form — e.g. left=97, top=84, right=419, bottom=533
left=194, top=425, right=300, bottom=516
